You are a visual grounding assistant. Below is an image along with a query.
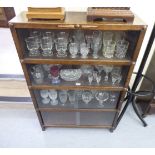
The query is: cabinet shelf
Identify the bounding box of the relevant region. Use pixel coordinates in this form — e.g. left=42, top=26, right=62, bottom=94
left=43, top=124, right=112, bottom=129
left=22, top=57, right=132, bottom=66
left=38, top=107, right=118, bottom=112
left=29, top=84, right=125, bottom=91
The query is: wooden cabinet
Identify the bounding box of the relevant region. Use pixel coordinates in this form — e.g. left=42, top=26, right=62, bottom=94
left=9, top=11, right=146, bottom=132
left=0, top=7, right=15, bottom=27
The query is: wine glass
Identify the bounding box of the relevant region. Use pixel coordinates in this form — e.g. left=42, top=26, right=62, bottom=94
left=41, top=37, right=53, bottom=56
left=96, top=74, right=101, bottom=85
left=40, top=90, right=50, bottom=105
left=25, top=37, right=40, bottom=56
left=92, top=43, right=101, bottom=58
left=111, top=67, right=122, bottom=85
left=102, top=65, right=113, bottom=82
left=82, top=90, right=93, bottom=104
left=95, top=65, right=104, bottom=74
left=55, top=37, right=68, bottom=57
left=88, top=73, right=93, bottom=85
left=30, top=31, right=41, bottom=46
left=69, top=42, right=78, bottom=58
left=49, top=90, right=58, bottom=106
left=95, top=91, right=109, bottom=107
left=68, top=90, right=76, bottom=105
left=59, top=90, right=68, bottom=106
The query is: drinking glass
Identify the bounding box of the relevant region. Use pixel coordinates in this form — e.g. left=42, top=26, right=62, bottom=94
left=103, top=40, right=116, bottom=58
left=30, top=65, right=44, bottom=84
left=92, top=43, right=101, bottom=58
left=40, top=90, right=49, bottom=98
left=80, top=43, right=89, bottom=58
left=95, top=91, right=109, bottom=107
left=102, top=65, right=113, bottom=82
left=69, top=42, right=78, bottom=58
left=111, top=67, right=122, bottom=85
left=96, top=74, right=101, bottom=85
left=55, top=37, right=68, bottom=57
left=30, top=31, right=41, bottom=46
left=95, top=65, right=104, bottom=74
left=114, top=31, right=125, bottom=41
left=85, top=34, right=93, bottom=49
left=25, top=37, right=40, bottom=56
left=41, top=37, right=53, bottom=56
left=59, top=90, right=68, bottom=106
left=111, top=72, right=122, bottom=85
left=43, top=31, right=54, bottom=43
left=115, top=40, right=129, bottom=59
left=93, top=70, right=98, bottom=82
left=57, top=31, right=69, bottom=42
left=49, top=90, right=58, bottom=105
left=50, top=65, right=60, bottom=84
left=103, top=31, right=113, bottom=41
left=88, top=73, right=93, bottom=85
left=68, top=90, right=76, bottom=105
left=82, top=90, right=93, bottom=104
left=110, top=92, right=117, bottom=103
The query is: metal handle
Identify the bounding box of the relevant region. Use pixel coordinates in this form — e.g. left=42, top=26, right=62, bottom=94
left=80, top=25, right=99, bottom=28
left=57, top=25, right=75, bottom=28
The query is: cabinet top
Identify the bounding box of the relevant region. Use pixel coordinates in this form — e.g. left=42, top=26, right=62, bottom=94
left=9, top=11, right=147, bottom=30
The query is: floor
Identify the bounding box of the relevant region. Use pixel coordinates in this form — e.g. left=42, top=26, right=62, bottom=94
left=0, top=105, right=155, bottom=148
left=0, top=28, right=155, bottom=148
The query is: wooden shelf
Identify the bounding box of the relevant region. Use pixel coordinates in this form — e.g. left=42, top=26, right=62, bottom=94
left=38, top=107, right=118, bottom=112
left=22, top=57, right=132, bottom=66
left=29, top=84, right=125, bottom=91
left=43, top=124, right=112, bottom=128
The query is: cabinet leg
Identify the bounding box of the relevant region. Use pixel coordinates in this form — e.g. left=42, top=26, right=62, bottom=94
left=109, top=128, right=114, bottom=133
left=41, top=126, right=46, bottom=131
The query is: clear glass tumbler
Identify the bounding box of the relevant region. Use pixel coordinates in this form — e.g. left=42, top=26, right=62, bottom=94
left=103, top=40, right=116, bottom=58
left=115, top=40, right=129, bottom=59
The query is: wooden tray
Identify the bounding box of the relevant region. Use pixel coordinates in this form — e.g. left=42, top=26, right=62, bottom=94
left=26, top=7, right=65, bottom=20
left=87, top=7, right=134, bottom=23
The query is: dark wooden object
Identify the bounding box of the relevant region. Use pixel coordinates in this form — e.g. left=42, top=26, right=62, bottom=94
left=9, top=11, right=146, bottom=131
left=0, top=7, right=15, bottom=27
left=87, top=7, right=134, bottom=23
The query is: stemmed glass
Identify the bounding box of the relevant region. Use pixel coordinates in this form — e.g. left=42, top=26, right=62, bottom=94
left=50, top=65, right=60, bottom=84
left=96, top=74, right=101, bottom=85
left=111, top=67, right=122, bottom=85
left=25, top=37, right=40, bottom=56
left=82, top=90, right=93, bottom=104
left=40, top=90, right=50, bottom=104
left=49, top=90, right=58, bottom=106
left=69, top=42, right=78, bottom=58
left=68, top=90, right=76, bottom=105
left=88, top=73, right=93, bottom=85
left=55, top=37, right=68, bottom=57
left=59, top=90, right=68, bottom=106
left=92, top=43, right=101, bottom=58
left=102, top=65, right=113, bottom=82
left=95, top=91, right=109, bottom=107
left=41, top=37, right=53, bottom=56
left=80, top=43, right=89, bottom=58
left=30, top=31, right=41, bottom=46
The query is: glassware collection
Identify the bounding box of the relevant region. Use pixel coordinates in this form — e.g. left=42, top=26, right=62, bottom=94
left=25, top=30, right=129, bottom=59
left=30, top=64, right=123, bottom=86
left=39, top=89, right=118, bottom=108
